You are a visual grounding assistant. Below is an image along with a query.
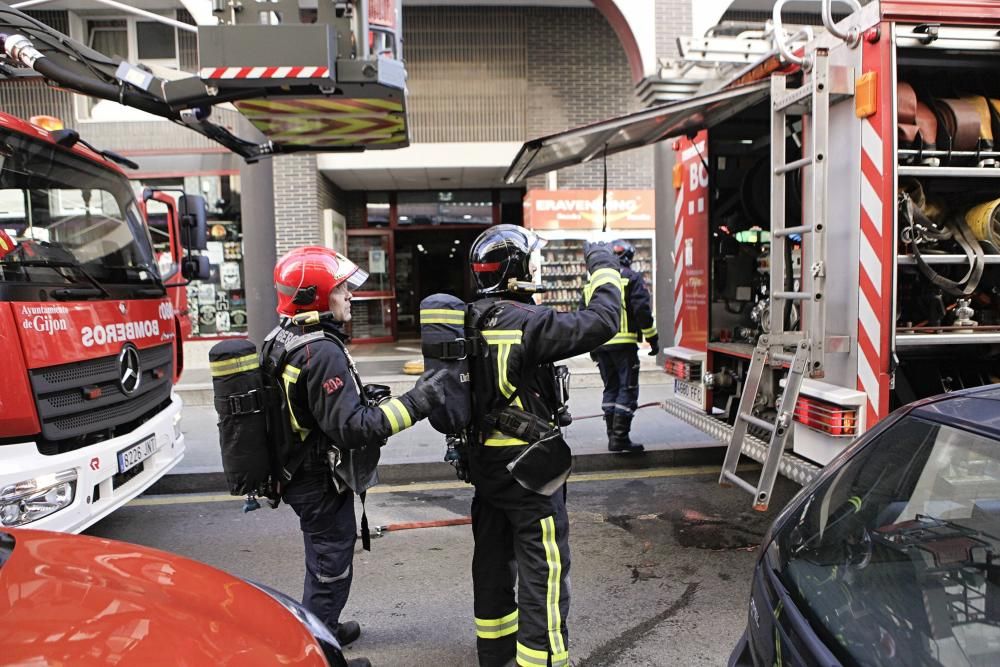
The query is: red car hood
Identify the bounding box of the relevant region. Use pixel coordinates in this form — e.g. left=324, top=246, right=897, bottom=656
left=0, top=528, right=327, bottom=666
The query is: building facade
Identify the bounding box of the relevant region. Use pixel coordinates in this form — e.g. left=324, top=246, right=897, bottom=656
left=3, top=0, right=693, bottom=345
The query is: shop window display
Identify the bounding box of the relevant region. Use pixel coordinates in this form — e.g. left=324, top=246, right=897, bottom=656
left=539, top=236, right=654, bottom=312
left=142, top=175, right=245, bottom=338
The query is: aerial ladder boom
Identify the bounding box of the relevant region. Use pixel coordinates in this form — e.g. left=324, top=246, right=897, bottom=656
left=0, top=0, right=407, bottom=160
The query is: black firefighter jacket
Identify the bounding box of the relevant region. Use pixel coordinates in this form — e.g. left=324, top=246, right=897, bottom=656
left=470, top=252, right=622, bottom=468
left=268, top=319, right=423, bottom=482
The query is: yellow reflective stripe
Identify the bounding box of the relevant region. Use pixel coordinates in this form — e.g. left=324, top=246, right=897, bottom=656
left=641, top=325, right=658, bottom=338
left=485, top=431, right=529, bottom=446
left=498, top=343, right=516, bottom=398
left=583, top=268, right=623, bottom=306
left=281, top=365, right=310, bottom=441
left=589, top=267, right=620, bottom=284
left=541, top=516, right=566, bottom=657
left=516, top=643, right=549, bottom=667
left=551, top=651, right=569, bottom=667
left=420, top=309, right=465, bottom=325
left=209, top=353, right=259, bottom=377
left=482, top=329, right=522, bottom=344
left=379, top=398, right=412, bottom=434
left=617, top=277, right=630, bottom=334
left=475, top=610, right=518, bottom=639
left=605, top=332, right=638, bottom=345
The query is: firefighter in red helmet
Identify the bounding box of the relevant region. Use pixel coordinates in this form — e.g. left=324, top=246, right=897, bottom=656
left=266, top=246, right=445, bottom=667
left=464, top=225, right=622, bottom=667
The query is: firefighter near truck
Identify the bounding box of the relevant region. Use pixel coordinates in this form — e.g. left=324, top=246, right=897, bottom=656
left=506, top=0, right=1000, bottom=509
left=0, top=112, right=209, bottom=533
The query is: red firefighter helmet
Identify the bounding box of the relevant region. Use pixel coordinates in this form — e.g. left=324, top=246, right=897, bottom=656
left=0, top=229, right=14, bottom=259
left=274, top=246, right=369, bottom=316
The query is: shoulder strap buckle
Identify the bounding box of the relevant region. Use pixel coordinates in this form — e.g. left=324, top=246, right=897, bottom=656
left=217, top=388, right=263, bottom=416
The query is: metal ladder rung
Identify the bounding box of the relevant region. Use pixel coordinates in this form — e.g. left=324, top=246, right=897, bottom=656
left=773, top=225, right=813, bottom=238
left=721, top=470, right=758, bottom=495
left=772, top=351, right=796, bottom=364
left=773, top=84, right=813, bottom=112
left=774, top=156, right=814, bottom=175
left=740, top=413, right=776, bottom=433
left=773, top=291, right=812, bottom=301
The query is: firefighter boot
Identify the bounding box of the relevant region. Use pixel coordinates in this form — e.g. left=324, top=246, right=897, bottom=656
left=604, top=413, right=615, bottom=451
left=336, top=620, right=361, bottom=646
left=610, top=413, right=644, bottom=453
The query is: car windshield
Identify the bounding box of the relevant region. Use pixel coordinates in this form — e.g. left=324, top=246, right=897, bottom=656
left=0, top=126, right=159, bottom=287
left=773, top=415, right=1000, bottom=667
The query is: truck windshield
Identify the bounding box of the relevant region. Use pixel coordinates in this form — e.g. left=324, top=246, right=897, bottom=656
left=773, top=416, right=1000, bottom=666
left=0, top=126, right=159, bottom=289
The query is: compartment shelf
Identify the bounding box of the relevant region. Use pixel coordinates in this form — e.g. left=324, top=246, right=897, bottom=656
left=898, top=255, right=1000, bottom=265
left=896, top=332, right=1000, bottom=347
left=707, top=342, right=756, bottom=359
left=897, top=166, right=1000, bottom=178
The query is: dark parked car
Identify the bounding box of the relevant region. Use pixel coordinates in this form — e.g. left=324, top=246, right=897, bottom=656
left=0, top=527, right=347, bottom=666
left=731, top=385, right=1000, bottom=666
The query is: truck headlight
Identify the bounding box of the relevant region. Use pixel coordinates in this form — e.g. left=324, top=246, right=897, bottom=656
left=0, top=469, right=77, bottom=526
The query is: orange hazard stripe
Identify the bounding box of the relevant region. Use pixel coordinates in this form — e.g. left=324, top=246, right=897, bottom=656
left=235, top=98, right=403, bottom=115
left=251, top=116, right=405, bottom=136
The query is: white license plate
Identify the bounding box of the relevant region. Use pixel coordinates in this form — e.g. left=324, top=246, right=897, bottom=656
left=117, top=435, right=157, bottom=474
left=674, top=378, right=704, bottom=407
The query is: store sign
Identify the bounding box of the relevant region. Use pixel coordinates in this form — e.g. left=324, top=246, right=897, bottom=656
left=524, top=189, right=654, bottom=230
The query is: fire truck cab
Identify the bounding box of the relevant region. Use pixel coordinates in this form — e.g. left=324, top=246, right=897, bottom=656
left=0, top=113, right=206, bottom=532
left=506, top=0, right=1000, bottom=508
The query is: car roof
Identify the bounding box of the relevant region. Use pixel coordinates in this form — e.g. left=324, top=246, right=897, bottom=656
left=909, top=384, right=1000, bottom=441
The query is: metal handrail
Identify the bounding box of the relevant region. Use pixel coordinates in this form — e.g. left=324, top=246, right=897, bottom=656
left=771, top=0, right=815, bottom=70
left=821, top=0, right=862, bottom=47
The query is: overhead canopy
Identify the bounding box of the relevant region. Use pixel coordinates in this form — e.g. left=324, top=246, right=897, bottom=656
left=505, top=80, right=770, bottom=183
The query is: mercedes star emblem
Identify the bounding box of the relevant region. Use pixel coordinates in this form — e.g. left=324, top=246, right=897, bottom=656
left=118, top=344, right=141, bottom=395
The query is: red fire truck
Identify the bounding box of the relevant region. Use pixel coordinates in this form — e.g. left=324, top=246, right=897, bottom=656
left=0, top=113, right=207, bottom=532
left=507, top=0, right=1000, bottom=508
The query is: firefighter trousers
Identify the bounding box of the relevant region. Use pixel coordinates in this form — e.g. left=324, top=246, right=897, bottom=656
left=282, top=453, right=357, bottom=633
left=593, top=345, right=640, bottom=416
left=472, top=483, right=571, bottom=667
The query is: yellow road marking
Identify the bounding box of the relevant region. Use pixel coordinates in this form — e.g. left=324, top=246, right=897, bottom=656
left=129, top=464, right=754, bottom=507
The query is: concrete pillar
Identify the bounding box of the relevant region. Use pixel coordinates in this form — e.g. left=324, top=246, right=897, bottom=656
left=238, top=117, right=278, bottom=346
left=654, top=140, right=675, bottom=349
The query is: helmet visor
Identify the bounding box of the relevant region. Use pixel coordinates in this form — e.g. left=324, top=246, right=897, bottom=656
left=345, top=267, right=369, bottom=290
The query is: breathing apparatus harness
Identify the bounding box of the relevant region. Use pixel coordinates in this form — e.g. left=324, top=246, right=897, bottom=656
left=423, top=290, right=571, bottom=491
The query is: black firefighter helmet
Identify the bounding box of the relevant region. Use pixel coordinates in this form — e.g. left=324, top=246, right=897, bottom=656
left=610, top=239, right=635, bottom=267
left=470, top=224, right=545, bottom=295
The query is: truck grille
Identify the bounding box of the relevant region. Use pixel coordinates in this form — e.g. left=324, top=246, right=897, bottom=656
left=29, top=344, right=174, bottom=442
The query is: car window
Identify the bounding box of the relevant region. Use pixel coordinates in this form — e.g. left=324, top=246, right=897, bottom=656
left=773, top=416, right=1000, bottom=666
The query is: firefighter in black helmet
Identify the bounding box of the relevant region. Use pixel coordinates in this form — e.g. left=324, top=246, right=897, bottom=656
left=465, top=224, right=621, bottom=667
left=585, top=239, right=658, bottom=453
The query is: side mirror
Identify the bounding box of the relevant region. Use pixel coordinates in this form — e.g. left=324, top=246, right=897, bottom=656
left=179, top=194, right=208, bottom=251
left=182, top=255, right=211, bottom=281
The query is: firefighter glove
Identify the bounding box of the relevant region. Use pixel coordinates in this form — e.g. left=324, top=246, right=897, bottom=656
left=647, top=336, right=659, bottom=357
left=405, top=368, right=447, bottom=417
left=583, top=241, right=615, bottom=272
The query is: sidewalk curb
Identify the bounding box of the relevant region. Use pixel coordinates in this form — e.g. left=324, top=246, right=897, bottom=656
left=146, top=445, right=725, bottom=495
left=176, top=369, right=673, bottom=407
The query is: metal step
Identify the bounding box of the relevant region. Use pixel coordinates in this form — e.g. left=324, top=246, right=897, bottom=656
left=662, top=398, right=820, bottom=486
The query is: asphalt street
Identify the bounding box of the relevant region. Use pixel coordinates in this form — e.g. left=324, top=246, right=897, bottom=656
left=87, top=465, right=800, bottom=667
